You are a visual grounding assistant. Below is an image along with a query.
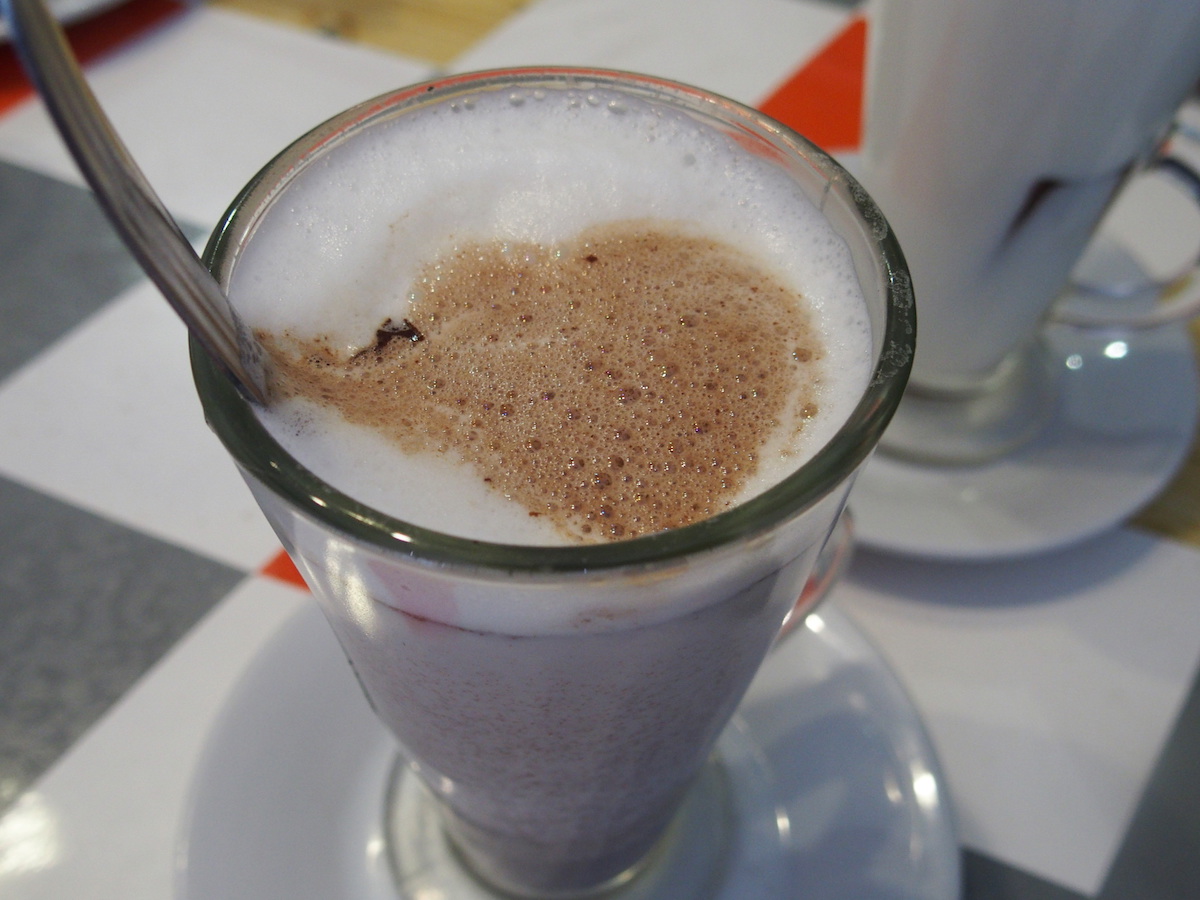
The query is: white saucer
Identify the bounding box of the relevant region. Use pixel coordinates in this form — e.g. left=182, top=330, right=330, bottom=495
left=852, top=320, right=1199, bottom=561
left=177, top=601, right=959, bottom=900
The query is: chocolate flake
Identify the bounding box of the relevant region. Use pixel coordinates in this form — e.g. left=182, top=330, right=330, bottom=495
left=353, top=317, right=425, bottom=360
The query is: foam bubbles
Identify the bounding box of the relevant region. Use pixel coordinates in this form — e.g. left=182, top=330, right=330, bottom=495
left=232, top=83, right=873, bottom=544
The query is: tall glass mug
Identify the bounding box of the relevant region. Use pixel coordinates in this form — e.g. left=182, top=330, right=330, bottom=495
left=859, top=0, right=1200, bottom=463
left=192, top=69, right=913, bottom=899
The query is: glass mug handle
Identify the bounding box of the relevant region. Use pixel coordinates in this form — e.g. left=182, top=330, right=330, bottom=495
left=1055, top=124, right=1200, bottom=329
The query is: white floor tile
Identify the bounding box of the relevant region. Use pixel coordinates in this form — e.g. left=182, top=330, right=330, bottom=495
left=452, top=0, right=850, bottom=106
left=834, top=529, right=1200, bottom=895
left=0, top=279, right=280, bottom=570
left=0, top=6, right=433, bottom=226
left=0, top=578, right=307, bottom=900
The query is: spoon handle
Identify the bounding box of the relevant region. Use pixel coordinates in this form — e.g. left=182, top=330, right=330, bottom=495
left=1, top=0, right=268, bottom=403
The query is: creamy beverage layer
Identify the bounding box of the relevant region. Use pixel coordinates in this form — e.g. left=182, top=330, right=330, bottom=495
left=231, top=83, right=872, bottom=544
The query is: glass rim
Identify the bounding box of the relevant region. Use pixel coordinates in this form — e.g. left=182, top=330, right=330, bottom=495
left=193, top=66, right=914, bottom=574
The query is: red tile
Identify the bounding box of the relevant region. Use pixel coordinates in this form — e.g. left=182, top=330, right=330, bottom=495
left=260, top=548, right=309, bottom=590
left=758, top=15, right=866, bottom=154
left=1, top=0, right=187, bottom=116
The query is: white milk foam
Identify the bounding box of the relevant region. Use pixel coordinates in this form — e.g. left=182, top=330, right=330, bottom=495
left=230, top=84, right=872, bottom=544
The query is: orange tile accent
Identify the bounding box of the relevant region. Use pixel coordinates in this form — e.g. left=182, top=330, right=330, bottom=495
left=261, top=548, right=310, bottom=589
left=0, top=0, right=187, bottom=116
left=758, top=15, right=866, bottom=154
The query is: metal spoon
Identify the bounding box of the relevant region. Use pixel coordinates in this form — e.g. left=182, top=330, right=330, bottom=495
left=0, top=0, right=268, bottom=404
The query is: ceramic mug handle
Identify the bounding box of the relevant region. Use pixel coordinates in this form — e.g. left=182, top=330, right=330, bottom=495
left=1055, top=124, right=1200, bottom=329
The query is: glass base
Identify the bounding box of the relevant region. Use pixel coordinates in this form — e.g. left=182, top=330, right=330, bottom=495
left=879, top=339, right=1061, bottom=466
left=384, top=752, right=735, bottom=900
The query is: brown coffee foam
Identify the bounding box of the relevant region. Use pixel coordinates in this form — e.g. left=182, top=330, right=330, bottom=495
left=261, top=220, right=824, bottom=542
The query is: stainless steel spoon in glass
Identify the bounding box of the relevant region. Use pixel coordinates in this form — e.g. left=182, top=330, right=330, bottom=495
left=0, top=0, right=269, bottom=404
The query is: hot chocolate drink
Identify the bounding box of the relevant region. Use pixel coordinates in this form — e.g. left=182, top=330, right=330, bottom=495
left=200, top=71, right=897, bottom=898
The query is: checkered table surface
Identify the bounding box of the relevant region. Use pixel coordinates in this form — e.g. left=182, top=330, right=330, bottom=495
left=1, top=1, right=1199, bottom=897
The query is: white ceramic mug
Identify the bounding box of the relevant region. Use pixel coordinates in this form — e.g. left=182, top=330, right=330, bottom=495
left=860, top=0, right=1200, bottom=406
